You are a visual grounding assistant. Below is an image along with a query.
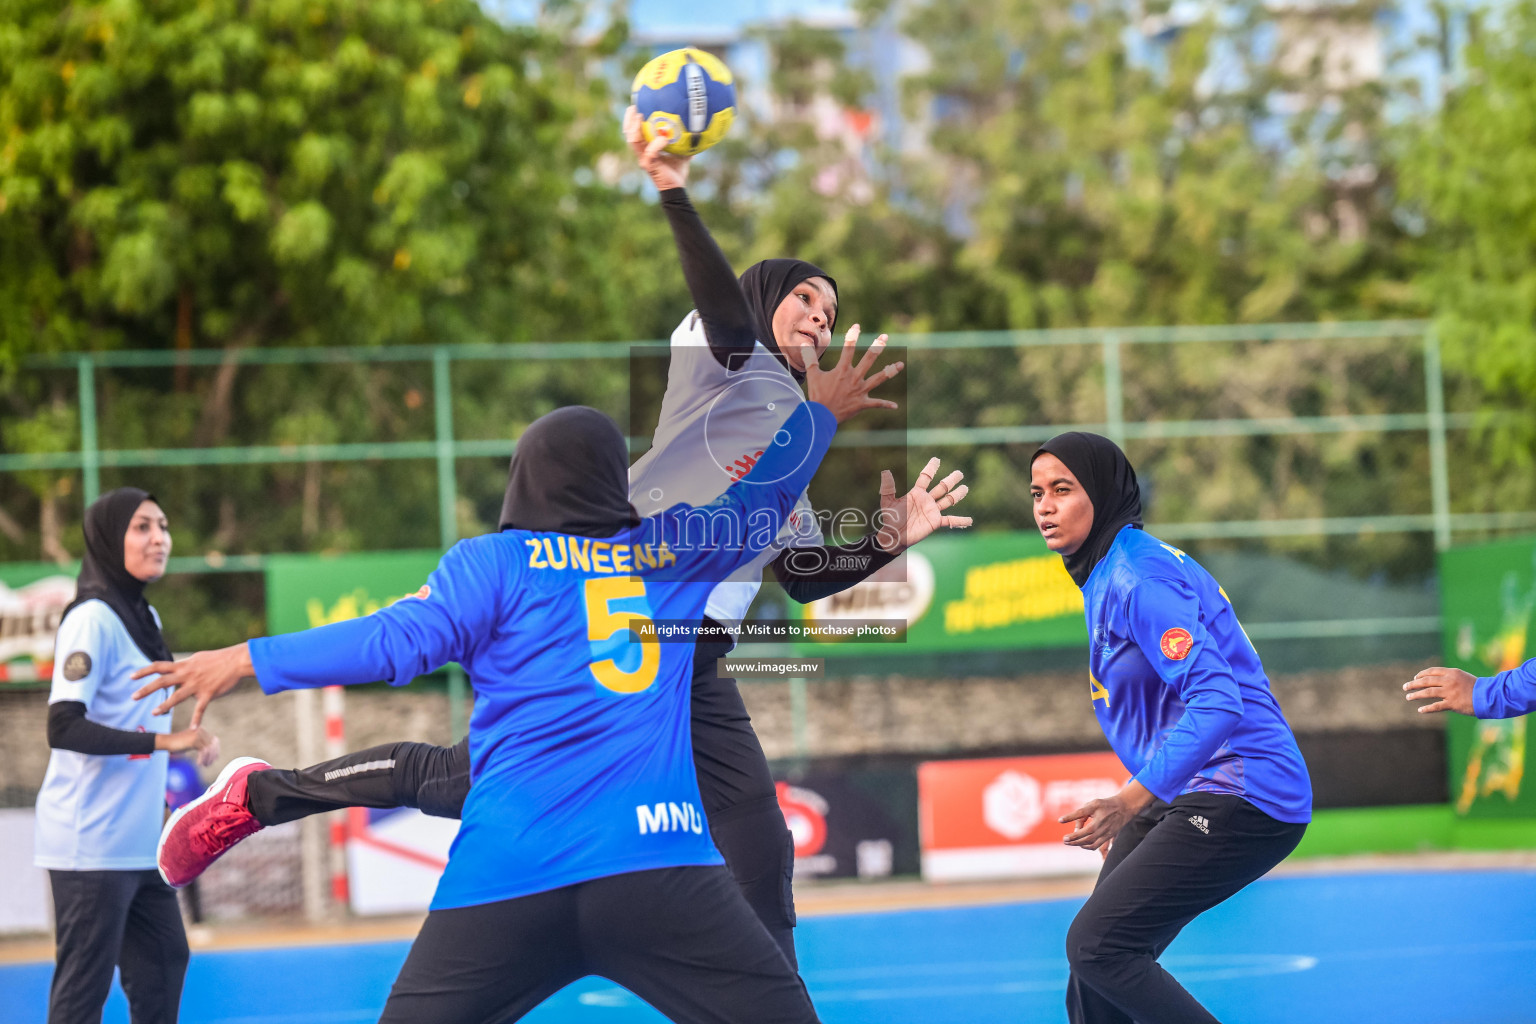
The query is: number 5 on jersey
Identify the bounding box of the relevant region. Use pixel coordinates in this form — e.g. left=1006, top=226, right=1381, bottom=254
left=585, top=577, right=661, bottom=693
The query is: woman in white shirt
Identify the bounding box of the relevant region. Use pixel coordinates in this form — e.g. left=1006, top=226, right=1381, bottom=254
left=35, top=487, right=218, bottom=1024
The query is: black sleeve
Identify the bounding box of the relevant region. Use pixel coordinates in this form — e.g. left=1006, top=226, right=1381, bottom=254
left=770, top=536, right=900, bottom=605
left=659, top=187, right=758, bottom=368
left=47, top=700, right=157, bottom=757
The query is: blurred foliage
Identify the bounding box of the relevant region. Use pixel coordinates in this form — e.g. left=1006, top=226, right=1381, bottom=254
left=1398, top=0, right=1536, bottom=513
left=896, top=0, right=1425, bottom=328
left=0, top=0, right=1531, bottom=640
left=0, top=0, right=680, bottom=572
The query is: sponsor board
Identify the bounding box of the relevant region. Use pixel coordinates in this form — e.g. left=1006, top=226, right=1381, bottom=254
left=1441, top=536, right=1536, bottom=818
left=264, top=551, right=443, bottom=635
left=0, top=571, right=76, bottom=686
left=918, top=752, right=1129, bottom=881
left=797, top=531, right=1086, bottom=654
left=774, top=771, right=917, bottom=880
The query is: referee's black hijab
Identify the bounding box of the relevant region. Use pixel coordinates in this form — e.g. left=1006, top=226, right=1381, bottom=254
left=1031, top=432, right=1144, bottom=588
left=62, top=487, right=174, bottom=662
left=499, top=407, right=640, bottom=537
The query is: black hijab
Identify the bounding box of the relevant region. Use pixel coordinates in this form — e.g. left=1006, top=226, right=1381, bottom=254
left=498, top=407, right=640, bottom=536
left=738, top=259, right=838, bottom=369
left=62, top=487, right=174, bottom=662
left=1031, top=432, right=1144, bottom=588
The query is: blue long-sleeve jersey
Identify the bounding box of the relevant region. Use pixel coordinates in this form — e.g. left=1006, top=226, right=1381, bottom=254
left=1083, top=526, right=1312, bottom=824
left=248, top=401, right=839, bottom=910
left=1474, top=657, right=1536, bottom=719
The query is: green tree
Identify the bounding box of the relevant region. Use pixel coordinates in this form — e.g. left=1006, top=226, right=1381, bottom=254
left=0, top=0, right=687, bottom=569
left=893, top=0, right=1420, bottom=329
left=1399, top=0, right=1536, bottom=514
left=1, top=0, right=609, bottom=362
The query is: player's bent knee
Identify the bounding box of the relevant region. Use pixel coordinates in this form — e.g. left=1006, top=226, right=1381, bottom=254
left=1064, top=918, right=1122, bottom=983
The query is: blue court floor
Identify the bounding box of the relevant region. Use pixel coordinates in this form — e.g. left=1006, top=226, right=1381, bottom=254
left=4, top=870, right=1534, bottom=1023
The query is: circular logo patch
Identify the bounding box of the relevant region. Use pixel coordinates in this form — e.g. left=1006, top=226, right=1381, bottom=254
left=1159, top=628, right=1194, bottom=660
left=63, top=651, right=92, bottom=681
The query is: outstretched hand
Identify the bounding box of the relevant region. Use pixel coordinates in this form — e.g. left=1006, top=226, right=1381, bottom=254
left=1404, top=666, right=1477, bottom=715
left=131, top=643, right=256, bottom=730
left=625, top=105, right=690, bottom=191
left=874, top=457, right=972, bottom=553
left=801, top=323, right=903, bottom=425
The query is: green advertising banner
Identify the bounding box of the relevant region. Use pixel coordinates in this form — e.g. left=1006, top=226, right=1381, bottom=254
left=795, top=531, right=1088, bottom=655
left=1440, top=536, right=1536, bottom=818
left=264, top=551, right=443, bottom=635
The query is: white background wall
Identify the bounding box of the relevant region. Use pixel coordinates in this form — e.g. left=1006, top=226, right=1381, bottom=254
left=0, top=809, right=52, bottom=934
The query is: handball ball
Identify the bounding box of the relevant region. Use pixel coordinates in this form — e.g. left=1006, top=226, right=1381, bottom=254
left=631, top=48, right=736, bottom=157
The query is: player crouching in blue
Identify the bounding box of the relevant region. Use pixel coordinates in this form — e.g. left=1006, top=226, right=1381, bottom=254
left=128, top=382, right=887, bottom=1023
left=1030, top=432, right=1312, bottom=1024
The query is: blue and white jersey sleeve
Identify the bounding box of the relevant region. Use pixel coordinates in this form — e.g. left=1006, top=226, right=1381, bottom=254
left=46, top=601, right=168, bottom=738
left=250, top=540, right=510, bottom=694
left=1474, top=658, right=1536, bottom=719
left=48, top=602, right=114, bottom=707
left=645, top=400, right=837, bottom=584
left=1123, top=578, right=1245, bottom=802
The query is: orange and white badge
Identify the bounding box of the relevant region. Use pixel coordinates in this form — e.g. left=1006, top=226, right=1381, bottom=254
left=1159, top=627, right=1194, bottom=660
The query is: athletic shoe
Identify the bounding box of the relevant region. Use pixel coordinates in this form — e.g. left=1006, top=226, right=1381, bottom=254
left=158, top=756, right=272, bottom=888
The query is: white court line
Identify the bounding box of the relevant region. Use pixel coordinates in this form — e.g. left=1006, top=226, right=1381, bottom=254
left=574, top=952, right=1321, bottom=1008
left=121, top=939, right=1536, bottom=1019
left=1296, top=937, right=1536, bottom=964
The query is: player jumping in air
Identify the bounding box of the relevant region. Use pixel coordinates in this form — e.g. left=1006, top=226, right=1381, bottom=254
left=143, top=109, right=971, bottom=974
left=132, top=357, right=969, bottom=1022
left=1031, top=432, right=1312, bottom=1024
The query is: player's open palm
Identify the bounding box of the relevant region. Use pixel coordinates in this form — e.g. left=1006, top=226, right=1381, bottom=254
left=132, top=642, right=255, bottom=729
left=874, top=457, right=972, bottom=554
left=802, top=324, right=903, bottom=424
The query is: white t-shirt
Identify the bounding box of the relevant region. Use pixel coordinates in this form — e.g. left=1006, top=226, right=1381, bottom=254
left=629, top=313, right=824, bottom=629
left=34, top=599, right=171, bottom=871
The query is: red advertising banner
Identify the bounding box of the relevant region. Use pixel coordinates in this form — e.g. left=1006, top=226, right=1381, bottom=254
left=918, top=752, right=1130, bottom=881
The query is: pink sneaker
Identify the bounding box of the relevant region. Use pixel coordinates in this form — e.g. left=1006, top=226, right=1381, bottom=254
left=158, top=756, right=272, bottom=888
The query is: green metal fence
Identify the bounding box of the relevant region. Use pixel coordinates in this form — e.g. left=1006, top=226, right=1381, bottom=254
left=7, top=320, right=1535, bottom=650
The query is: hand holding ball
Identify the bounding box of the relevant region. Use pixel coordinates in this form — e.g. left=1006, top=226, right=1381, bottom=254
left=631, top=48, right=736, bottom=156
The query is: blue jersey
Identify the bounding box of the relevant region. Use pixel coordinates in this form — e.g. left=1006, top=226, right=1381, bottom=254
left=1082, top=526, right=1311, bottom=824
left=249, top=401, right=838, bottom=910
left=1475, top=657, right=1536, bottom=719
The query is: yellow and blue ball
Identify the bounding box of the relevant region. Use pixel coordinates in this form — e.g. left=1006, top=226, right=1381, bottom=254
left=631, top=48, right=736, bottom=157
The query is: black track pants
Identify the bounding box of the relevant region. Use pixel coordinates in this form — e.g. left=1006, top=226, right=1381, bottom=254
left=1064, top=793, right=1307, bottom=1024
left=246, top=738, right=467, bottom=825
left=689, top=634, right=799, bottom=968
left=377, top=866, right=816, bottom=1024
left=47, top=869, right=189, bottom=1024
left=240, top=628, right=800, bottom=966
